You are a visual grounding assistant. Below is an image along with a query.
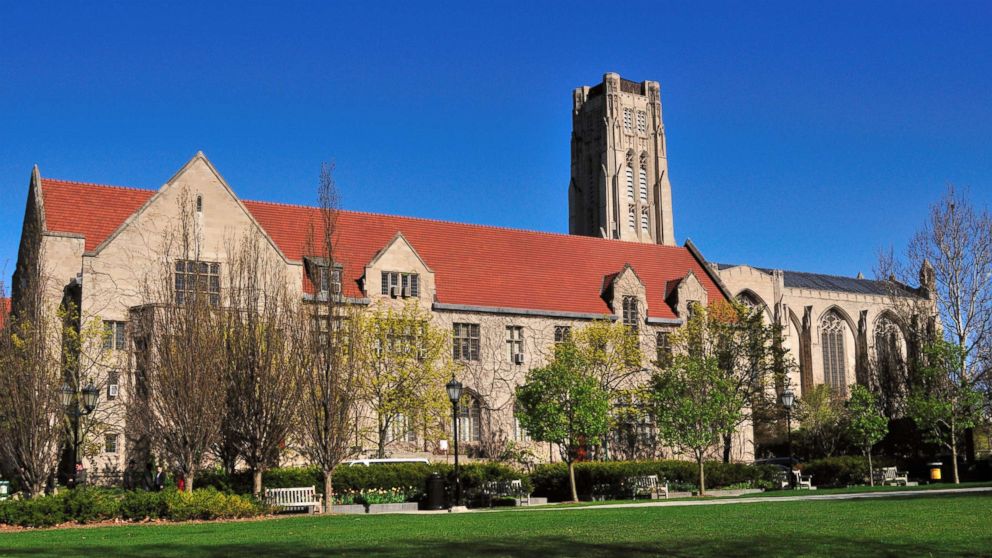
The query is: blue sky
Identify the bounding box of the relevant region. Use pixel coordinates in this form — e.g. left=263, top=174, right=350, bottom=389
left=2, top=1, right=990, bottom=288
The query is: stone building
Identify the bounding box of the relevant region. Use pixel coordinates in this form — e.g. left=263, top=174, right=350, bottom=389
left=8, top=72, right=928, bottom=475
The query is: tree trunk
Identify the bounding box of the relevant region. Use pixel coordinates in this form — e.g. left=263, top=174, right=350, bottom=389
left=867, top=451, right=874, bottom=487
left=697, top=453, right=706, bottom=497
left=323, top=468, right=334, bottom=514
left=722, top=432, right=733, bottom=463
left=567, top=460, right=578, bottom=503
left=186, top=470, right=195, bottom=493
left=951, top=431, right=960, bottom=484
left=252, top=469, right=263, bottom=497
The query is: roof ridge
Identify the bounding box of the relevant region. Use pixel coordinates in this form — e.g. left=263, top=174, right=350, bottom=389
left=42, top=177, right=155, bottom=194
left=246, top=199, right=687, bottom=249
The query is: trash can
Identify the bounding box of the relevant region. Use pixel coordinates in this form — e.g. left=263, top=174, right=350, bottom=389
left=0, top=480, right=9, bottom=501
left=424, top=472, right=446, bottom=510
left=928, top=462, right=943, bottom=482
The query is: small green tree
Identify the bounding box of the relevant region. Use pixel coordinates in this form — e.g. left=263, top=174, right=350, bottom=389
left=650, top=354, right=744, bottom=496
left=794, top=384, right=848, bottom=458
left=907, top=341, right=984, bottom=484
left=846, top=385, right=889, bottom=485
left=515, top=343, right=609, bottom=502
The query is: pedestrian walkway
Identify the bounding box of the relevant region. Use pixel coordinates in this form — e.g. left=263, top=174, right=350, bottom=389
left=510, top=486, right=992, bottom=513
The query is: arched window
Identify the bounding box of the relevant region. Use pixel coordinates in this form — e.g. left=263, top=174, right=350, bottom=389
left=820, top=311, right=848, bottom=395
left=874, top=315, right=903, bottom=370
left=626, top=168, right=634, bottom=201
left=639, top=168, right=648, bottom=202
left=458, top=394, right=483, bottom=442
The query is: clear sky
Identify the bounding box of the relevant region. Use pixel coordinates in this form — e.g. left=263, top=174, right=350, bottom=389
left=2, top=1, right=990, bottom=288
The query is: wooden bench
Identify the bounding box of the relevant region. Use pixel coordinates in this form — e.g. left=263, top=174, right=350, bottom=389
left=792, top=470, right=815, bottom=490
left=264, top=486, right=323, bottom=514
left=872, top=466, right=909, bottom=486
left=623, top=475, right=668, bottom=500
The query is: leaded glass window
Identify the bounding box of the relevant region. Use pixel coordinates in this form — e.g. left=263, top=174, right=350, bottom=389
left=820, top=312, right=848, bottom=395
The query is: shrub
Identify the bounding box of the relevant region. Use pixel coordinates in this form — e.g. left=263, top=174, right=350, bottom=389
left=0, top=494, right=67, bottom=527
left=530, top=460, right=780, bottom=501
left=61, top=486, right=120, bottom=523
left=120, top=490, right=168, bottom=521
left=165, top=488, right=263, bottom=521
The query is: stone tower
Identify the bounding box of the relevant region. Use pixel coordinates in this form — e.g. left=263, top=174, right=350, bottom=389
left=568, top=73, right=675, bottom=245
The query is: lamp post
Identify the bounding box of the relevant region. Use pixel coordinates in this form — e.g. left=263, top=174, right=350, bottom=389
left=445, top=376, right=463, bottom=510
left=780, top=389, right=795, bottom=486
left=61, top=381, right=99, bottom=481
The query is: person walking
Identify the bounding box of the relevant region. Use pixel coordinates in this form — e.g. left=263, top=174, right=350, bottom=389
left=123, top=459, right=137, bottom=490
left=153, top=465, right=167, bottom=491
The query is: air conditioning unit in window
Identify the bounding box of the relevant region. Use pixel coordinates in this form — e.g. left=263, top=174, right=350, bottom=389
left=402, top=286, right=412, bottom=298
left=389, top=286, right=400, bottom=298
left=108, top=384, right=119, bottom=398
left=513, top=353, right=525, bottom=365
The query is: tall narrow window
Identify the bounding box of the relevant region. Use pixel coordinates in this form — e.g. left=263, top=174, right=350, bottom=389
left=639, top=168, right=648, bottom=202
left=196, top=195, right=203, bottom=213
left=641, top=212, right=649, bottom=231
left=506, top=326, right=524, bottom=363
left=820, top=312, right=848, bottom=396
left=458, top=394, right=483, bottom=442
left=622, top=296, right=639, bottom=332
left=628, top=205, right=636, bottom=230
left=381, top=271, right=419, bottom=297
left=623, top=108, right=633, bottom=133
left=636, top=110, right=647, bottom=132
left=656, top=331, right=672, bottom=367
left=453, top=323, right=480, bottom=361
left=104, top=433, right=119, bottom=454
left=874, top=316, right=903, bottom=377
left=626, top=168, right=634, bottom=201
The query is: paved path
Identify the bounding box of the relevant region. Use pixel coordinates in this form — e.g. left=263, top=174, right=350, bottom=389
left=506, top=486, right=992, bottom=513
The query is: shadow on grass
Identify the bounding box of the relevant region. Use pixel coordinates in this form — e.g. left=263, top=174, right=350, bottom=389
left=1, top=532, right=986, bottom=558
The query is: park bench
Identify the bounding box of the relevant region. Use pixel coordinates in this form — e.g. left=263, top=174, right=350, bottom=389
left=264, top=486, right=323, bottom=514
left=792, top=470, right=815, bottom=490
left=622, top=475, right=668, bottom=500
left=480, top=479, right=530, bottom=506
left=872, top=466, right=910, bottom=486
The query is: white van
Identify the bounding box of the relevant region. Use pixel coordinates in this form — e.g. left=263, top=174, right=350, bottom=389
left=346, top=458, right=431, bottom=467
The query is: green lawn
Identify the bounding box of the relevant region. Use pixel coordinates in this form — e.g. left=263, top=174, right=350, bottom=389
left=1, top=492, right=990, bottom=557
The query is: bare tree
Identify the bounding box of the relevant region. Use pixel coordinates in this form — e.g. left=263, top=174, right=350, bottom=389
left=879, top=186, right=992, bottom=474
left=127, top=189, right=227, bottom=492
left=295, top=163, right=361, bottom=513
left=0, top=227, right=65, bottom=497
left=223, top=230, right=303, bottom=495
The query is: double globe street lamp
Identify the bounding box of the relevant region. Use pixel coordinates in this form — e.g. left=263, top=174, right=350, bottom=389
left=445, top=376, right=463, bottom=510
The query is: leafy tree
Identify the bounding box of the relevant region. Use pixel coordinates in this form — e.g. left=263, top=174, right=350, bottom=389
left=650, top=354, right=744, bottom=496
left=515, top=343, right=610, bottom=502
left=354, top=302, right=451, bottom=458
left=907, top=341, right=984, bottom=483
left=571, top=320, right=642, bottom=459
left=846, top=385, right=889, bottom=485
left=668, top=300, right=790, bottom=462
left=794, top=384, right=848, bottom=458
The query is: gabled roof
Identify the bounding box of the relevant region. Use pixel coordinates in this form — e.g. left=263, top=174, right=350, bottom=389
left=37, top=177, right=728, bottom=320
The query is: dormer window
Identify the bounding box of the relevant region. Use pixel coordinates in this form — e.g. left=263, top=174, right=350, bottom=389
left=382, top=271, right=419, bottom=298
left=622, top=296, right=639, bottom=333
left=319, top=266, right=342, bottom=295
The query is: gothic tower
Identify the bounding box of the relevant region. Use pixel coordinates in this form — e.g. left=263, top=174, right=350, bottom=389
left=568, top=73, right=675, bottom=245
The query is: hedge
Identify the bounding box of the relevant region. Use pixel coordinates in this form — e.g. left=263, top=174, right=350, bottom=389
left=530, top=460, right=781, bottom=501
left=0, top=487, right=263, bottom=528
left=800, top=455, right=898, bottom=488
left=196, top=462, right=530, bottom=501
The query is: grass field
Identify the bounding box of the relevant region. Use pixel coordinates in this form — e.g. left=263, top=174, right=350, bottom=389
left=1, top=492, right=990, bottom=557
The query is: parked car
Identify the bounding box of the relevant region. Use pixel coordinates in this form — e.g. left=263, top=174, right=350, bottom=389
left=346, top=458, right=431, bottom=467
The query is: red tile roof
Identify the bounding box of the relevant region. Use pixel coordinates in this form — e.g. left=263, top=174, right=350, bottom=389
left=41, top=179, right=154, bottom=251
left=39, top=178, right=726, bottom=320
